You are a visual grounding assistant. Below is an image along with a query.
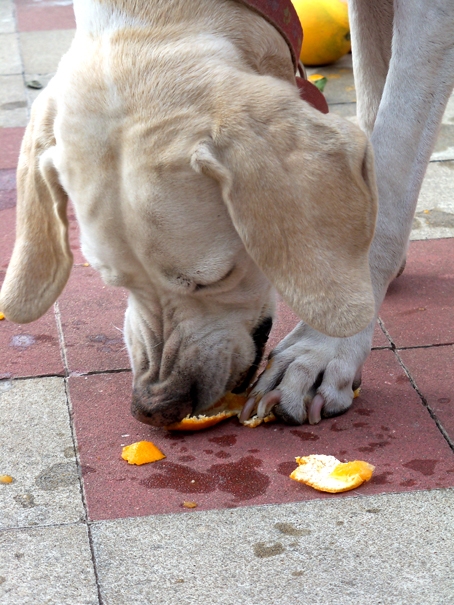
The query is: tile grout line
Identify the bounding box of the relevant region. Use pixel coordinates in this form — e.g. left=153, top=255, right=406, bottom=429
left=378, top=316, right=454, bottom=350
left=377, top=316, right=396, bottom=349
left=0, top=519, right=86, bottom=534
left=391, top=348, right=454, bottom=453
left=396, top=342, right=454, bottom=351
left=54, top=300, right=105, bottom=605
left=4, top=367, right=132, bottom=382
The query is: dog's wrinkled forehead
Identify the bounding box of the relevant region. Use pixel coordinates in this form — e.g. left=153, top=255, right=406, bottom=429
left=74, top=165, right=250, bottom=296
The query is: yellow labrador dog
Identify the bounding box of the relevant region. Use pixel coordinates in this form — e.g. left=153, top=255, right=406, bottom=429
left=3, top=0, right=451, bottom=427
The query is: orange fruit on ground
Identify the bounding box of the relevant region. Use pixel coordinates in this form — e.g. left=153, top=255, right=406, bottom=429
left=121, top=441, right=166, bottom=465
left=0, top=475, right=13, bottom=484
left=292, top=0, right=351, bottom=66
left=290, top=454, right=374, bottom=493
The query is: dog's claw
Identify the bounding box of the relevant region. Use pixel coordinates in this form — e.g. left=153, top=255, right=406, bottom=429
left=257, top=390, right=281, bottom=418
left=239, top=396, right=257, bottom=422
left=308, top=393, right=324, bottom=425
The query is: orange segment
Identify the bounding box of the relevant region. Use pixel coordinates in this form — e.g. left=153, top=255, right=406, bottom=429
left=330, top=460, right=374, bottom=482
left=289, top=454, right=374, bottom=493
left=166, top=393, right=247, bottom=431
left=121, top=440, right=166, bottom=465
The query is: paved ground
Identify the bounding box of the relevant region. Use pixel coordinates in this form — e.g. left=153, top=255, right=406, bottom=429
left=1, top=1, right=454, bottom=604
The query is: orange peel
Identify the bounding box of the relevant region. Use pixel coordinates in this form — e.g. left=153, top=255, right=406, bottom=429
left=166, top=392, right=248, bottom=431
left=121, top=440, right=166, bottom=465
left=290, top=454, right=374, bottom=493
left=166, top=391, right=278, bottom=431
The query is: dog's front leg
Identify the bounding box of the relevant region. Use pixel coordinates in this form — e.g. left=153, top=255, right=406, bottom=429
left=247, top=0, right=454, bottom=424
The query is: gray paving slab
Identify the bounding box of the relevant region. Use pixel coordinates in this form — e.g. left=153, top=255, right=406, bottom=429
left=0, top=74, right=28, bottom=127
left=0, top=523, right=98, bottom=605
left=0, top=377, right=85, bottom=529
left=24, top=73, right=54, bottom=109
left=328, top=101, right=356, bottom=120
left=0, top=0, right=15, bottom=35
left=19, top=29, right=75, bottom=76
left=91, top=489, right=454, bottom=605
left=432, top=120, right=454, bottom=161
left=307, top=54, right=356, bottom=105
left=412, top=160, right=454, bottom=240
left=0, top=33, right=21, bottom=75
left=441, top=92, right=454, bottom=126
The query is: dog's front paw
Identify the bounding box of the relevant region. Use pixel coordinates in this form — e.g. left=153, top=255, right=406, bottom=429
left=240, top=322, right=374, bottom=425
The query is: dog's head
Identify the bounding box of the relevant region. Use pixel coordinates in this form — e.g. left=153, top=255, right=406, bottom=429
left=0, top=71, right=377, bottom=426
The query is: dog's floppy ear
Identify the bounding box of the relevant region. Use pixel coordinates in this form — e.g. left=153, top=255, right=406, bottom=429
left=0, top=89, right=73, bottom=323
left=191, top=77, right=377, bottom=338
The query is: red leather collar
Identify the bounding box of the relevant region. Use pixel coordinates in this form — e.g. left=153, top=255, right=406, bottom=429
left=235, top=0, right=329, bottom=113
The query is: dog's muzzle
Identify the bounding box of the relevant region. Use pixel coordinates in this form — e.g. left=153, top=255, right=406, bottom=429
left=131, top=316, right=273, bottom=427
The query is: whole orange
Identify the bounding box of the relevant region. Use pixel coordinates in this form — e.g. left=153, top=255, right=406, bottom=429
left=292, top=0, right=351, bottom=66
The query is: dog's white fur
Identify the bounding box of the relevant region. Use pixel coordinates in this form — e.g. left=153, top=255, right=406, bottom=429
left=1, top=0, right=452, bottom=426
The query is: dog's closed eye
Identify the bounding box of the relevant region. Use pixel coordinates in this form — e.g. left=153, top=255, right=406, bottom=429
left=193, top=267, right=235, bottom=292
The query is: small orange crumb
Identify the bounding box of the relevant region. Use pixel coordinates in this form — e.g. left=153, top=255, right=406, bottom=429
left=0, top=312, right=5, bottom=321
left=83, top=262, right=90, bottom=267
left=353, top=387, right=361, bottom=399
left=121, top=441, right=165, bottom=465
left=242, top=412, right=276, bottom=428
left=0, top=475, right=13, bottom=484
left=183, top=501, right=197, bottom=508
left=290, top=455, right=374, bottom=493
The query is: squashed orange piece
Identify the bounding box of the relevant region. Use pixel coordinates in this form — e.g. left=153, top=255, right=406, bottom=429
left=183, top=501, right=197, bottom=508
left=290, top=454, right=374, bottom=493
left=0, top=312, right=5, bottom=321
left=166, top=392, right=248, bottom=431
left=0, top=475, right=13, bottom=484
left=121, top=441, right=166, bottom=465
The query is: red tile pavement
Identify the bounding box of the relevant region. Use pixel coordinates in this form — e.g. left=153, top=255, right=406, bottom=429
left=380, top=239, right=454, bottom=347
left=58, top=267, right=130, bottom=374
left=0, top=308, right=63, bottom=379
left=67, top=205, right=86, bottom=265
left=0, top=207, right=16, bottom=274
left=15, top=0, right=76, bottom=32
left=0, top=128, right=25, bottom=171
left=69, top=349, right=454, bottom=521
left=399, top=345, right=454, bottom=443
left=0, top=169, right=16, bottom=211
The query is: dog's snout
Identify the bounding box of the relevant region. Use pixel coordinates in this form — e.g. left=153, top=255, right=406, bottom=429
left=131, top=384, right=193, bottom=427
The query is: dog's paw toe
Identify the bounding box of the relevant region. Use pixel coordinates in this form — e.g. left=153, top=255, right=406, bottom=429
left=247, top=322, right=372, bottom=425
